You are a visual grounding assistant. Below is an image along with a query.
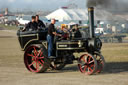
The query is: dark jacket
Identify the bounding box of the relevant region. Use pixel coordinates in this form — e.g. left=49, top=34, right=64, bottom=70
left=37, top=20, right=46, bottom=28
left=25, top=21, right=38, bottom=31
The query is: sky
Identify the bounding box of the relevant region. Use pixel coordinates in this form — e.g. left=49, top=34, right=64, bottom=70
left=0, top=0, right=86, bottom=11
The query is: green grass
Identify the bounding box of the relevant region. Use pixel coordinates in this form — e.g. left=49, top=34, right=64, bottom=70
left=0, top=24, right=18, bottom=30
left=102, top=43, right=128, bottom=62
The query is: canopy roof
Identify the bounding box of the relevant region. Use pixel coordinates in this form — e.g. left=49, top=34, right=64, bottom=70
left=46, top=8, right=88, bottom=22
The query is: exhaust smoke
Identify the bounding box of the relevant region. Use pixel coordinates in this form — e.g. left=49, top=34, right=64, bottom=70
left=86, top=0, right=128, bottom=20
left=87, top=0, right=128, bottom=13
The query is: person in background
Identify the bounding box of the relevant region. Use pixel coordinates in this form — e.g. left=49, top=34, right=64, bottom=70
left=23, top=16, right=38, bottom=31
left=47, top=19, right=61, bottom=58
left=35, top=15, right=46, bottom=29
left=74, top=24, right=82, bottom=38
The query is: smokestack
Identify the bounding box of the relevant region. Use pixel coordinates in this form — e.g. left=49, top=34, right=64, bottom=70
left=88, top=7, right=95, bottom=38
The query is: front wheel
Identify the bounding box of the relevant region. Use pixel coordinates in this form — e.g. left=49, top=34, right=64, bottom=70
left=78, top=53, right=98, bottom=75
left=24, top=44, right=50, bottom=73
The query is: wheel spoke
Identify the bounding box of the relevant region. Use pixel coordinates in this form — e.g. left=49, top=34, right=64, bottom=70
left=36, top=61, right=39, bottom=70
left=39, top=48, right=43, bottom=57
left=90, top=64, right=94, bottom=67
left=88, top=67, right=93, bottom=72
left=38, top=61, right=44, bottom=67
left=40, top=60, right=44, bottom=64
left=36, top=48, right=43, bottom=57
left=29, top=61, right=36, bottom=67
left=33, top=47, right=38, bottom=56
left=38, top=56, right=44, bottom=59
left=82, top=57, right=87, bottom=63
left=27, top=53, right=35, bottom=58
left=40, top=51, right=43, bottom=57
left=88, top=56, right=91, bottom=62
left=81, top=65, right=85, bottom=68
left=83, top=66, right=87, bottom=72
left=88, top=60, right=94, bottom=64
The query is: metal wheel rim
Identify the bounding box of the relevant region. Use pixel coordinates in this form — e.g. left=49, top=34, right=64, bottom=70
left=78, top=53, right=97, bottom=75
left=24, top=45, right=45, bottom=72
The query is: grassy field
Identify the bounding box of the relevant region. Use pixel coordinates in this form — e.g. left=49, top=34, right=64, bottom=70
left=102, top=43, right=128, bottom=62
left=0, top=24, right=18, bottom=30
left=0, top=30, right=128, bottom=85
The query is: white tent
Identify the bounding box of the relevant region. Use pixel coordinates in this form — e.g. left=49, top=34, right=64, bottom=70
left=46, top=8, right=88, bottom=22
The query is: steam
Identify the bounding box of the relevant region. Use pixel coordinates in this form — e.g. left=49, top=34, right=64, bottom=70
left=87, top=0, right=128, bottom=13
left=86, top=0, right=128, bottom=20
left=87, top=0, right=128, bottom=12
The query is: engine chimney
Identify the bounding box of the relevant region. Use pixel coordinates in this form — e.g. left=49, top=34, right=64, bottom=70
left=88, top=7, right=95, bottom=38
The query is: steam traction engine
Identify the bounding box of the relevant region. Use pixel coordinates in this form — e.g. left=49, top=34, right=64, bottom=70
left=17, top=7, right=105, bottom=75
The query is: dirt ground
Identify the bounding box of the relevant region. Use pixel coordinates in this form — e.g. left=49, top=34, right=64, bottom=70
left=0, top=30, right=128, bottom=85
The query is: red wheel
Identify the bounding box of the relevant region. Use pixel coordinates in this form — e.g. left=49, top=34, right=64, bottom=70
left=24, top=44, right=50, bottom=73
left=78, top=53, right=97, bottom=75
left=94, top=53, right=105, bottom=73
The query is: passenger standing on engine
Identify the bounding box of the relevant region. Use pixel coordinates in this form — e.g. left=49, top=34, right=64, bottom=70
left=23, top=16, right=38, bottom=31
left=47, top=19, right=61, bottom=58
left=35, top=15, right=46, bottom=29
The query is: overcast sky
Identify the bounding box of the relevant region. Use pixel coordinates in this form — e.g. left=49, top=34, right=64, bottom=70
left=0, top=0, right=86, bottom=11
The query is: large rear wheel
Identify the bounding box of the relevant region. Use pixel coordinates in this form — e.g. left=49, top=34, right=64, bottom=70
left=24, top=44, right=50, bottom=73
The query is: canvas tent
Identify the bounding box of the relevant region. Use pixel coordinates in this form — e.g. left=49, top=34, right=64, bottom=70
left=46, top=8, right=88, bottom=22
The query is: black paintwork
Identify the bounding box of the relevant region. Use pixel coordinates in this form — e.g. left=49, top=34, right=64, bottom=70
left=17, top=29, right=47, bottom=50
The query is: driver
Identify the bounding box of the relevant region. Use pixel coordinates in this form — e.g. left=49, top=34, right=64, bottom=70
left=47, top=19, right=61, bottom=58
